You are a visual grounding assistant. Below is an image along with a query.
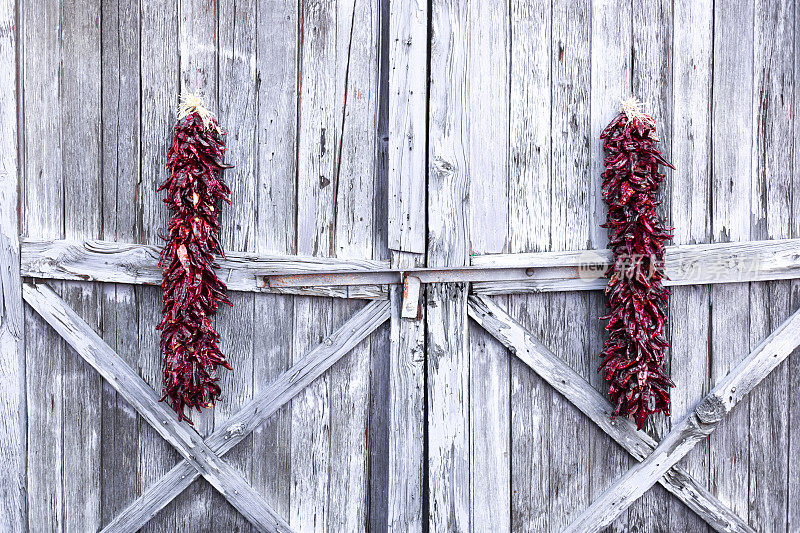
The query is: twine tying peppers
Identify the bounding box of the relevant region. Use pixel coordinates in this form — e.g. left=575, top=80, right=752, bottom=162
left=599, top=98, right=675, bottom=430
left=158, top=93, right=233, bottom=422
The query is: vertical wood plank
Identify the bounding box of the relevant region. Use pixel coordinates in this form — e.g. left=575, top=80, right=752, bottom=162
left=508, top=0, right=551, bottom=529
left=708, top=1, right=753, bottom=529
left=669, top=2, right=714, bottom=532
left=22, top=0, right=64, bottom=528
left=466, top=1, right=509, bottom=529
left=549, top=2, right=592, bottom=529
left=749, top=0, right=794, bottom=529
left=427, top=1, right=470, bottom=530
left=387, top=0, right=426, bottom=526
left=60, top=0, right=103, bottom=529
left=138, top=0, right=180, bottom=530
left=630, top=0, right=677, bottom=530
left=293, top=0, right=337, bottom=528
left=99, top=0, right=141, bottom=525
left=251, top=0, right=298, bottom=521
left=328, top=0, right=380, bottom=529
left=387, top=0, right=427, bottom=253
left=0, top=0, right=25, bottom=528
left=211, top=0, right=258, bottom=529
left=589, top=2, right=633, bottom=532
left=790, top=1, right=800, bottom=527
left=175, top=0, right=219, bottom=526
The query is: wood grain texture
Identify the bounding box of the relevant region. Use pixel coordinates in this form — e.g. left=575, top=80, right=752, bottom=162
left=251, top=0, right=299, bottom=525
left=24, top=282, right=295, bottom=533
left=708, top=1, right=754, bottom=529
left=60, top=1, right=104, bottom=529
left=387, top=0, right=426, bottom=253
left=101, top=300, right=389, bottom=533
left=749, top=1, right=794, bottom=530
left=99, top=0, right=142, bottom=526
left=138, top=0, right=181, bottom=529
left=589, top=1, right=632, bottom=529
left=0, top=0, right=24, bottom=528
left=22, top=0, right=64, bottom=528
left=465, top=1, right=509, bottom=530
left=563, top=304, right=800, bottom=533
left=427, top=1, right=470, bottom=530
left=469, top=295, right=753, bottom=533
left=667, top=2, right=714, bottom=532
left=507, top=1, right=551, bottom=528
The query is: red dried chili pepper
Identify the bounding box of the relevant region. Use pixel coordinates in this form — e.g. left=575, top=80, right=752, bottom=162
left=598, top=99, right=675, bottom=430
left=157, top=94, right=233, bottom=422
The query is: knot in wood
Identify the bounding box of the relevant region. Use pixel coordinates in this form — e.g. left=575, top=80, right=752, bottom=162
left=694, top=395, right=725, bottom=425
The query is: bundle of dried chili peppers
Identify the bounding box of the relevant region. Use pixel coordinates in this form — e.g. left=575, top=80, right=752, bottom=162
left=158, top=93, right=233, bottom=422
left=598, top=98, right=675, bottom=430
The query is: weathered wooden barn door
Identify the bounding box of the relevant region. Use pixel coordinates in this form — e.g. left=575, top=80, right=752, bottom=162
left=388, top=0, right=800, bottom=532
left=3, top=0, right=800, bottom=531
left=5, top=0, right=391, bottom=531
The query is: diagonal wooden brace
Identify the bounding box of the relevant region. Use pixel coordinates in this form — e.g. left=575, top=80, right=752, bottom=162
left=562, top=302, right=800, bottom=533
left=467, top=295, right=755, bottom=533
left=23, top=282, right=294, bottom=533
left=101, top=298, right=391, bottom=532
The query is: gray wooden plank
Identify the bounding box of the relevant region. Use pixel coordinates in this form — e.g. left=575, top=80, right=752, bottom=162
left=100, top=300, right=388, bottom=533
left=588, top=2, right=633, bottom=530
left=99, top=0, right=142, bottom=525
left=24, top=282, right=295, bottom=533
left=630, top=3, right=675, bottom=530
left=329, top=0, right=382, bottom=529
left=138, top=0, right=181, bottom=529
left=212, top=0, right=259, bottom=529
left=175, top=0, right=219, bottom=526
left=293, top=0, right=337, bottom=528
left=387, top=0, right=427, bottom=253
left=749, top=0, right=794, bottom=529
left=251, top=0, right=299, bottom=521
left=21, top=0, right=64, bottom=527
left=465, top=1, right=509, bottom=530
left=790, top=2, right=800, bottom=527
left=549, top=2, right=593, bottom=529
left=708, top=0, right=754, bottom=528
left=666, top=3, right=714, bottom=532
left=469, top=295, right=754, bottom=533
left=507, top=0, right=551, bottom=528
left=427, top=1, right=470, bottom=529
left=60, top=0, right=104, bottom=528
left=563, top=303, right=800, bottom=533
left=0, top=0, right=24, bottom=527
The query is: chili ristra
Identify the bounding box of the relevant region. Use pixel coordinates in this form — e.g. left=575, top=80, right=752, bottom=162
left=598, top=98, right=675, bottom=430
left=158, top=93, right=233, bottom=422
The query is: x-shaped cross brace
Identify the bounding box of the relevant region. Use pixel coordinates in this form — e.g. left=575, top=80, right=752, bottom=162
left=471, top=294, right=800, bottom=533
left=23, top=282, right=390, bottom=533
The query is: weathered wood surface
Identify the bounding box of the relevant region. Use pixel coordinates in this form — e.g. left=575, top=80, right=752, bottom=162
left=24, top=282, right=294, bottom=533
left=564, top=303, right=800, bottom=533
left=102, top=300, right=389, bottom=533
left=387, top=0, right=427, bottom=254
left=468, top=295, right=753, bottom=533
left=0, top=0, right=24, bottom=529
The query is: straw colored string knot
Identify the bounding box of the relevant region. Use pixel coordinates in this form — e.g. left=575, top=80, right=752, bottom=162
left=178, top=92, right=219, bottom=132
left=620, top=96, right=653, bottom=126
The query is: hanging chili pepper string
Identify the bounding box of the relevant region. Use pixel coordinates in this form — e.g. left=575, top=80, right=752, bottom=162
left=158, top=92, right=233, bottom=423
left=598, top=97, right=675, bottom=430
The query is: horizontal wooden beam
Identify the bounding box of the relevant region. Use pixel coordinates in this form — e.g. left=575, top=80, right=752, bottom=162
left=20, top=238, right=800, bottom=297
left=467, top=295, right=755, bottom=533
left=472, top=238, right=800, bottom=293
left=563, top=302, right=800, bottom=533
left=103, top=299, right=391, bottom=533
left=23, top=282, right=295, bottom=533
left=20, top=238, right=388, bottom=299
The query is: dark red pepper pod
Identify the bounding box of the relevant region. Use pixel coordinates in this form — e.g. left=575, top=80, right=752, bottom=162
left=598, top=98, right=675, bottom=430
left=157, top=93, right=233, bottom=423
